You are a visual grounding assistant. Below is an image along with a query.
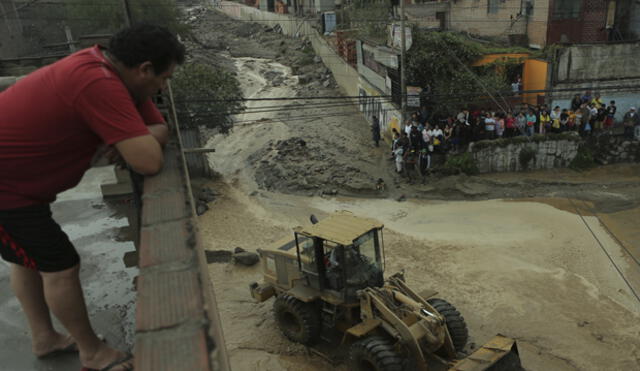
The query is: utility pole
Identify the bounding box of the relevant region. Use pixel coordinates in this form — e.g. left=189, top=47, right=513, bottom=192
left=122, top=0, right=133, bottom=27
left=64, top=24, right=77, bottom=53
left=400, top=0, right=407, bottom=125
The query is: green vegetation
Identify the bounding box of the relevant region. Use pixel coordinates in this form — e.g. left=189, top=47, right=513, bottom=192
left=518, top=147, right=537, bottom=170
left=569, top=145, right=596, bottom=171
left=64, top=0, right=189, bottom=35
left=406, top=31, right=510, bottom=115
left=171, top=63, right=244, bottom=132
left=344, top=0, right=390, bottom=42
left=442, top=152, right=479, bottom=175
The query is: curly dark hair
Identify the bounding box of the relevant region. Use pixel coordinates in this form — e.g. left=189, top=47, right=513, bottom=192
left=108, top=23, right=185, bottom=74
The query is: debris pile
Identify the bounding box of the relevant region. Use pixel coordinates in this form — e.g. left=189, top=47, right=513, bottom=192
left=250, top=137, right=378, bottom=195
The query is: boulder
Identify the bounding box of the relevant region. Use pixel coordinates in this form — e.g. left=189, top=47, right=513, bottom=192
left=233, top=251, right=260, bottom=266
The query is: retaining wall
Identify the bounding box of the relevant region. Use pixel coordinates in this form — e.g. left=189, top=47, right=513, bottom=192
left=469, top=136, right=580, bottom=173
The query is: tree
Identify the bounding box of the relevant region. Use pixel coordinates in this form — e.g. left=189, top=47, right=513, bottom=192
left=171, top=63, right=244, bottom=133
left=406, top=31, right=510, bottom=115
left=64, top=0, right=188, bottom=35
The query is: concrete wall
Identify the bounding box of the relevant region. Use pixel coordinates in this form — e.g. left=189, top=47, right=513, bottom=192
left=526, top=0, right=549, bottom=48
left=551, top=43, right=640, bottom=121
left=356, top=42, right=387, bottom=93
left=445, top=0, right=549, bottom=46
left=556, top=43, right=640, bottom=82
left=405, top=3, right=450, bottom=29
left=217, top=1, right=401, bottom=134
left=550, top=80, right=640, bottom=123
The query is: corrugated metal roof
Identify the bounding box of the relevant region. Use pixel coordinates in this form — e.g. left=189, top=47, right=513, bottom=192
left=298, top=213, right=383, bottom=246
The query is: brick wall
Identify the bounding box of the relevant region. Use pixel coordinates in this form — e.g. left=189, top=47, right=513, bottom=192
left=581, top=0, right=607, bottom=42
left=547, top=0, right=608, bottom=44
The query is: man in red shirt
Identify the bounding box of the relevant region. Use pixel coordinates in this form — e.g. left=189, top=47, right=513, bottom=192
left=0, top=24, right=185, bottom=370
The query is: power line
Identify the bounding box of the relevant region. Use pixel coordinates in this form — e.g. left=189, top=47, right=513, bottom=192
left=176, top=84, right=640, bottom=103
left=567, top=198, right=640, bottom=305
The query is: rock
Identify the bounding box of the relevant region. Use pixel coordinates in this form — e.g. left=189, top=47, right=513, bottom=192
left=322, top=80, right=331, bottom=88
left=197, top=187, right=216, bottom=202
left=234, top=247, right=246, bottom=254
left=396, top=194, right=406, bottom=202
left=196, top=202, right=208, bottom=216
left=205, top=250, right=232, bottom=264
left=313, top=55, right=322, bottom=63
left=234, top=251, right=260, bottom=266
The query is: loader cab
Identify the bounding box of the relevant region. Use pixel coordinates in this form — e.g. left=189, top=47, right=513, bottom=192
left=294, top=214, right=385, bottom=302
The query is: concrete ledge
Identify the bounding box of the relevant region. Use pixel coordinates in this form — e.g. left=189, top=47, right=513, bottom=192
left=134, top=329, right=210, bottom=371
left=136, top=269, right=204, bottom=331
left=135, top=139, right=228, bottom=370
left=138, top=220, right=196, bottom=268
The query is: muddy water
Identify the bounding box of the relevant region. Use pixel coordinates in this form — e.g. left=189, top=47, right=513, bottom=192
left=200, top=180, right=640, bottom=371
left=205, top=58, right=296, bottom=180
left=200, top=52, right=640, bottom=371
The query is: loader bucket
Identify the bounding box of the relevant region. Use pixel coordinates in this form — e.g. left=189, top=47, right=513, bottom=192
left=449, top=335, right=522, bottom=371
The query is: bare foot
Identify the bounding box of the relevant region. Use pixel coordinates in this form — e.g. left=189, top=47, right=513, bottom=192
left=81, top=342, right=133, bottom=371
left=33, top=332, right=76, bottom=357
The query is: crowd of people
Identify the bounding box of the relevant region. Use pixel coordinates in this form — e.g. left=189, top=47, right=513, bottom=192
left=372, top=90, right=640, bottom=176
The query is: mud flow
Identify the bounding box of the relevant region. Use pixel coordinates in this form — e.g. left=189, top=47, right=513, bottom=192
left=185, top=7, right=640, bottom=371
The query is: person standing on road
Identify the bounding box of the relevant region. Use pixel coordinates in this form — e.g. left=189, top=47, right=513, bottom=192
left=371, top=115, right=381, bottom=147
left=0, top=24, right=185, bottom=371
left=623, top=107, right=639, bottom=139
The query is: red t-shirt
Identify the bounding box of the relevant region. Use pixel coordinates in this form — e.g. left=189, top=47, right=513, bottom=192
left=0, top=46, right=164, bottom=209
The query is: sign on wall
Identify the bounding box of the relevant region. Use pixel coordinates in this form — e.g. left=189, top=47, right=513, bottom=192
left=407, top=86, right=421, bottom=107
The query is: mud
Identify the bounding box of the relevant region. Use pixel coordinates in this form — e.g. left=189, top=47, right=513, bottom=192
left=183, top=7, right=640, bottom=371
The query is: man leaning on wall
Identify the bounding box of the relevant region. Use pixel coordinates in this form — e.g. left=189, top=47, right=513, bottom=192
left=0, top=24, right=185, bottom=371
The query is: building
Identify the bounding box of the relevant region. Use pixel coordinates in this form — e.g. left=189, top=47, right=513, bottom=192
left=405, top=0, right=639, bottom=48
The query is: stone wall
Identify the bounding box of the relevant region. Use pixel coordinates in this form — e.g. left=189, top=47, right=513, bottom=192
left=469, top=133, right=640, bottom=173
left=469, top=135, right=580, bottom=173
left=589, top=134, right=640, bottom=165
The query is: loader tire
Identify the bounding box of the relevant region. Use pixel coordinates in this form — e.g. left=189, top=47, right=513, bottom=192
left=428, top=298, right=469, bottom=352
left=273, top=294, right=320, bottom=345
left=349, top=336, right=403, bottom=371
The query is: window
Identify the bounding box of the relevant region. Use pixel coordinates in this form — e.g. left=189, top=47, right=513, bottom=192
left=488, top=0, right=499, bottom=14
left=553, top=0, right=582, bottom=19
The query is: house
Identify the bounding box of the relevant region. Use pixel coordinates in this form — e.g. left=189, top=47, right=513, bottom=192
left=404, top=0, right=639, bottom=48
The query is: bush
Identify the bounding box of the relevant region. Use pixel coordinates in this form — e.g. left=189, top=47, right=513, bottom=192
left=443, top=152, right=479, bottom=175
left=171, top=63, right=244, bottom=132
left=569, top=145, right=596, bottom=171
left=518, top=146, right=537, bottom=170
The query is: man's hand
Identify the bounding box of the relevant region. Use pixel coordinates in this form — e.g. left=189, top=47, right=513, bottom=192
left=147, top=123, right=169, bottom=146
left=90, top=145, right=127, bottom=168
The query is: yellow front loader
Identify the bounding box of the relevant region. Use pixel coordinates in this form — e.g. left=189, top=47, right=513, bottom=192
left=249, top=212, right=522, bottom=370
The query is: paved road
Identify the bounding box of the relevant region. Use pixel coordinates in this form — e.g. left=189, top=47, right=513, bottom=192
left=0, top=167, right=137, bottom=371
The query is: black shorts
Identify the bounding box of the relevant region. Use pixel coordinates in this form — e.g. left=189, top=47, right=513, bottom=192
left=0, top=204, right=79, bottom=272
